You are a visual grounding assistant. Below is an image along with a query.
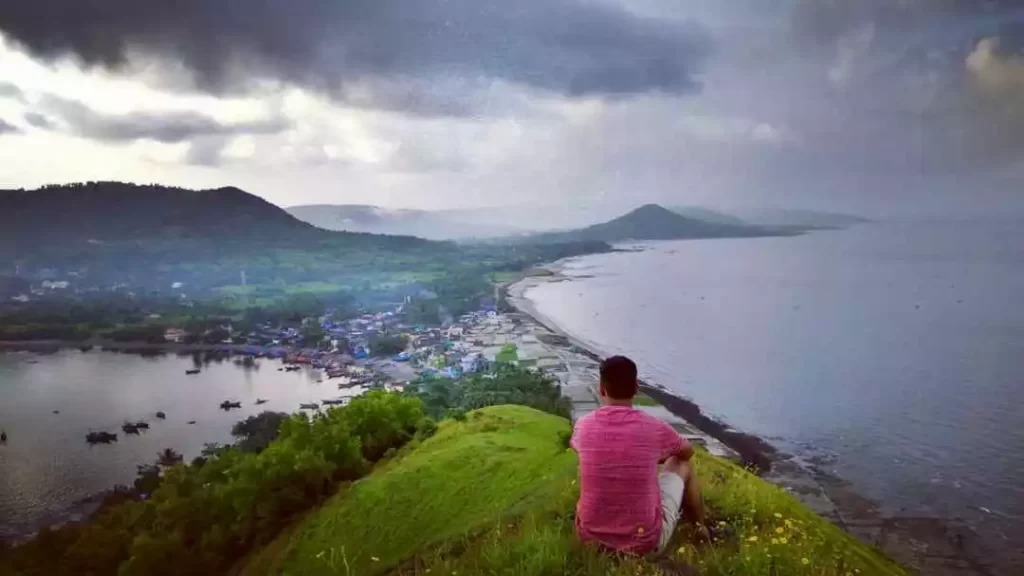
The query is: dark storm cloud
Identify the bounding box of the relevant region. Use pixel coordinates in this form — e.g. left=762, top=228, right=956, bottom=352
left=0, top=0, right=711, bottom=109
left=775, top=0, right=1024, bottom=173
left=36, top=96, right=289, bottom=144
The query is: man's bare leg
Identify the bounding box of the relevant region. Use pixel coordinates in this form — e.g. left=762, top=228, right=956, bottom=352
left=664, top=457, right=707, bottom=530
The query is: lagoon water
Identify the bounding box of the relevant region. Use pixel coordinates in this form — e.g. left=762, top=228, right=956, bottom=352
left=523, top=220, right=1024, bottom=569
left=0, top=351, right=362, bottom=539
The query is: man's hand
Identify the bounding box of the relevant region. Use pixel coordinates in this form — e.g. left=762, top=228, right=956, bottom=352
left=675, top=441, right=694, bottom=462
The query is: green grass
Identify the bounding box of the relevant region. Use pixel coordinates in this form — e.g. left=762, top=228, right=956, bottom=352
left=489, top=271, right=521, bottom=284
left=495, top=344, right=519, bottom=363
left=632, top=393, right=660, bottom=407
left=243, top=406, right=907, bottom=576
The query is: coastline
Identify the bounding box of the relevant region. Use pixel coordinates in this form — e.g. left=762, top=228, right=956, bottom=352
left=0, top=339, right=291, bottom=355
left=506, top=265, right=778, bottom=471
left=506, top=262, right=1002, bottom=576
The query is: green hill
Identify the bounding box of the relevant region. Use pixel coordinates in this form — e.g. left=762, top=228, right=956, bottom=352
left=0, top=182, right=325, bottom=252
left=245, top=405, right=906, bottom=576
left=524, top=204, right=795, bottom=245
left=0, top=182, right=457, bottom=297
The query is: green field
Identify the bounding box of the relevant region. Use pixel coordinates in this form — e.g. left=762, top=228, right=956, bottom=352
left=243, top=405, right=906, bottom=576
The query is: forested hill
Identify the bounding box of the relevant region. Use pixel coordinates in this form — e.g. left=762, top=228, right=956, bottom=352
left=0, top=182, right=328, bottom=249
left=0, top=182, right=610, bottom=303
left=0, top=182, right=455, bottom=294
left=523, top=203, right=795, bottom=244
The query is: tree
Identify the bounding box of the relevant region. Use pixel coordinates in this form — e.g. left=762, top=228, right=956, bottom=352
left=156, top=448, right=183, bottom=467
left=369, top=334, right=408, bottom=357
left=300, top=324, right=326, bottom=347
left=231, top=411, right=289, bottom=453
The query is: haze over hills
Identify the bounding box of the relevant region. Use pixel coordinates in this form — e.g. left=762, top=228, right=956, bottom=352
left=519, top=204, right=796, bottom=244
left=667, top=206, right=749, bottom=227
left=729, top=208, right=873, bottom=228
left=286, top=204, right=530, bottom=240
left=289, top=202, right=872, bottom=241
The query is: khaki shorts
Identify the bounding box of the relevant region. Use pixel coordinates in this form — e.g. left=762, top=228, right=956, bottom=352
left=656, top=471, right=686, bottom=553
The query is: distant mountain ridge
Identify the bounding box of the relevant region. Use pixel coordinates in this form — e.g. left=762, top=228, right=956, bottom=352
left=522, top=204, right=794, bottom=244
left=287, top=204, right=528, bottom=240
left=667, top=206, right=749, bottom=226
left=733, top=208, right=872, bottom=228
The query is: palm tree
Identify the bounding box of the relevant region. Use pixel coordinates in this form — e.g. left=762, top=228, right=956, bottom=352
left=157, top=448, right=184, bottom=467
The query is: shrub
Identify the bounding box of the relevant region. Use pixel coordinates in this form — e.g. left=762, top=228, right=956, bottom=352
left=415, top=417, right=438, bottom=440
left=2, top=391, right=428, bottom=576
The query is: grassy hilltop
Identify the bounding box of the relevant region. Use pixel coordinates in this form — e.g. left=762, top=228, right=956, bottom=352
left=0, top=367, right=905, bottom=576
left=243, top=406, right=905, bottom=576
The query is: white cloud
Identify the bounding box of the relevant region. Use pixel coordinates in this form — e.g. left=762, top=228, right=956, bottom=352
left=828, top=23, right=875, bottom=88
left=966, top=37, right=1024, bottom=96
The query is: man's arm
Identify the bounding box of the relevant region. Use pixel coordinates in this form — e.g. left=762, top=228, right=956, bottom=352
left=658, top=421, right=693, bottom=462
left=673, top=439, right=694, bottom=462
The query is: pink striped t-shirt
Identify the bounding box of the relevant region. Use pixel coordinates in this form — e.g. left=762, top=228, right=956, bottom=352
left=571, top=405, right=687, bottom=553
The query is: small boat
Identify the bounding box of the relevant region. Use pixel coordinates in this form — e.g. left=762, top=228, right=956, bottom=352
left=219, top=400, right=242, bottom=410
left=187, top=420, right=196, bottom=425
left=321, top=398, right=347, bottom=406
left=299, top=403, right=319, bottom=410
left=52, top=410, right=60, bottom=414
left=155, top=411, right=167, bottom=419
left=185, top=369, right=201, bottom=375
left=135, top=421, right=150, bottom=429
left=1, top=430, right=6, bottom=444
left=86, top=431, right=118, bottom=444
left=255, top=398, right=268, bottom=405
left=122, top=422, right=140, bottom=434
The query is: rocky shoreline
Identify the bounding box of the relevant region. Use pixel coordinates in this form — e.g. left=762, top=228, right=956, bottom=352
left=506, top=263, right=1005, bottom=576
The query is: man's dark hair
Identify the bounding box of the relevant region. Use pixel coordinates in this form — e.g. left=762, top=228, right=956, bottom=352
left=599, top=355, right=638, bottom=400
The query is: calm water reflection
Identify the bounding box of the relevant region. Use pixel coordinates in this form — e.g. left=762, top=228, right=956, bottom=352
left=0, top=350, right=361, bottom=538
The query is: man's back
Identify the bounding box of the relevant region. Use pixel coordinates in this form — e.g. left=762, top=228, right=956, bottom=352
left=571, top=405, right=685, bottom=553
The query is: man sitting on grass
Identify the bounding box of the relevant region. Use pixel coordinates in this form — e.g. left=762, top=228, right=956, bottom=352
left=571, top=355, right=707, bottom=554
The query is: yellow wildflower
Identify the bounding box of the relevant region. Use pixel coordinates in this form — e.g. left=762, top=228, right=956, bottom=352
left=771, top=538, right=779, bottom=545
left=802, top=558, right=810, bottom=565
left=776, top=527, right=784, bottom=534
left=785, top=519, right=794, bottom=527
left=747, top=535, right=758, bottom=542
left=779, top=537, right=788, bottom=544
left=371, top=556, right=380, bottom=562
left=774, top=513, right=783, bottom=519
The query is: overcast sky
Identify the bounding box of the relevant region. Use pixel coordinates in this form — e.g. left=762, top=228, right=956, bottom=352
left=0, top=0, right=1022, bottom=222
